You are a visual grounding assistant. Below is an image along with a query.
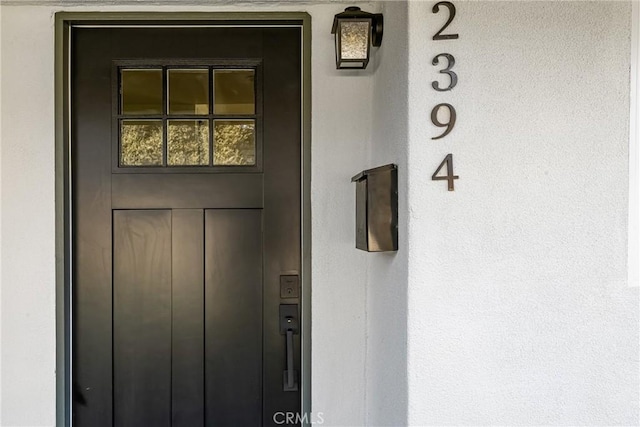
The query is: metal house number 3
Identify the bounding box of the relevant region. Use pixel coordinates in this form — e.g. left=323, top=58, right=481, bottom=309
left=431, top=1, right=459, bottom=191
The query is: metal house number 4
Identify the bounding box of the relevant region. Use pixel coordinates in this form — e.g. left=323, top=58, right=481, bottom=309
left=431, top=1, right=459, bottom=191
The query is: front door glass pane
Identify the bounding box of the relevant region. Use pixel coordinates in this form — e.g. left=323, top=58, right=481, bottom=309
left=213, top=120, right=255, bottom=165
left=168, top=120, right=210, bottom=166
left=214, top=70, right=255, bottom=115
left=120, top=120, right=163, bottom=166
left=168, top=69, right=210, bottom=115
left=121, top=69, right=163, bottom=114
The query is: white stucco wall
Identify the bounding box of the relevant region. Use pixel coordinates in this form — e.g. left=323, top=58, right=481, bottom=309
left=367, top=1, right=409, bottom=426
left=407, top=1, right=639, bottom=425
left=0, top=7, right=58, bottom=426
left=309, top=5, right=372, bottom=426
left=0, top=2, right=375, bottom=426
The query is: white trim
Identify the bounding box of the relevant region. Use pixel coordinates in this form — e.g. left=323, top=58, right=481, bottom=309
left=630, top=1, right=639, bottom=287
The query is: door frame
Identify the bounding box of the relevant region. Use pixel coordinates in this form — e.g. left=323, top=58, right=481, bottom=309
left=54, top=12, right=312, bottom=427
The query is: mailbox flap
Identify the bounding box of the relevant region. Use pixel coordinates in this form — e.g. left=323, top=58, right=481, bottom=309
left=351, top=163, right=397, bottom=182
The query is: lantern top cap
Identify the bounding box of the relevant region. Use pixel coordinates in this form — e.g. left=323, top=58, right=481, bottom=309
left=331, top=6, right=378, bottom=34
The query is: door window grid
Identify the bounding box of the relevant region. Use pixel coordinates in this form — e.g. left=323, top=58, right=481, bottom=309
left=118, top=66, right=257, bottom=168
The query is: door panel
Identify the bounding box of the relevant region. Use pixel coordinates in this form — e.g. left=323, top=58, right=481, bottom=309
left=72, top=25, right=301, bottom=427
left=205, top=209, right=263, bottom=425
left=73, top=31, right=114, bottom=423
left=172, top=209, right=205, bottom=427
left=113, top=210, right=172, bottom=427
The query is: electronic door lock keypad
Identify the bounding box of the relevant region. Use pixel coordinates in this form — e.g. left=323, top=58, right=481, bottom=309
left=280, top=275, right=300, bottom=299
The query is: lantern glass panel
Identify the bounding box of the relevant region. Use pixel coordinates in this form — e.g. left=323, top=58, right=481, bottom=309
left=339, top=20, right=370, bottom=60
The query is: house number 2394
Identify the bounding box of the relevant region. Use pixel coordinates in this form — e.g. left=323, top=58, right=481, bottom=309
left=431, top=1, right=459, bottom=191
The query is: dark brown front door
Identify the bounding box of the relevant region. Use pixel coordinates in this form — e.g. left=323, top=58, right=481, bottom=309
left=72, top=25, right=301, bottom=426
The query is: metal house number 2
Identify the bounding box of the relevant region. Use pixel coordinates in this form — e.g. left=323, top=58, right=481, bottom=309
left=431, top=1, right=459, bottom=191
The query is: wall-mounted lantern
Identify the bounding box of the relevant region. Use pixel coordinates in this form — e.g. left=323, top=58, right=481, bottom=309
left=331, top=6, right=383, bottom=70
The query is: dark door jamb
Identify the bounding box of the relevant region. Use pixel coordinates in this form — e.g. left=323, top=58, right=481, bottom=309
left=54, top=12, right=312, bottom=427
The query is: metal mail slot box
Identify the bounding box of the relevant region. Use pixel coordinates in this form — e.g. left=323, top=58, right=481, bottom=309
left=351, top=164, right=398, bottom=252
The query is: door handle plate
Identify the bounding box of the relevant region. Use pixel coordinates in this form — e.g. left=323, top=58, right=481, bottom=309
left=279, top=304, right=299, bottom=334
left=280, top=304, right=299, bottom=391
